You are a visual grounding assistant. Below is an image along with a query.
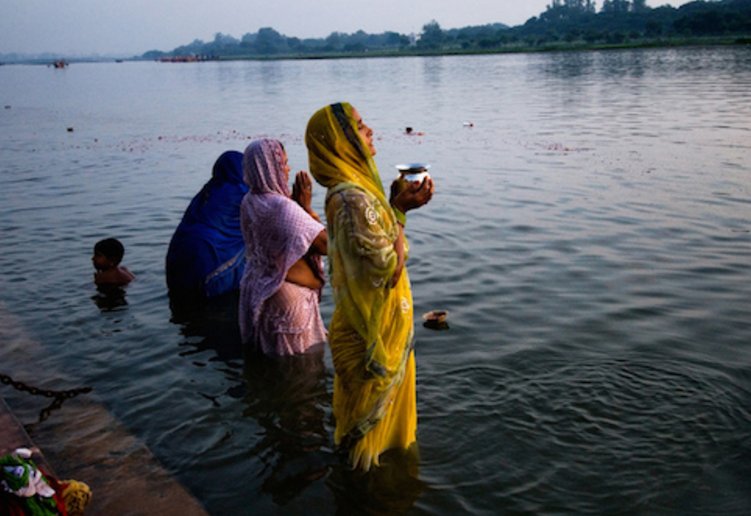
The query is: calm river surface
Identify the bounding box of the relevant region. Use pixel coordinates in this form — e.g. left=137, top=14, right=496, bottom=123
left=1, top=46, right=751, bottom=514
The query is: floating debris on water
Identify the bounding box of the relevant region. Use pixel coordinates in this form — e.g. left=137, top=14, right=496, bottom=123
left=422, top=310, right=449, bottom=330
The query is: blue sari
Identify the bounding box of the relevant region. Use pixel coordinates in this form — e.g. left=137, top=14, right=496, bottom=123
left=166, top=151, right=248, bottom=298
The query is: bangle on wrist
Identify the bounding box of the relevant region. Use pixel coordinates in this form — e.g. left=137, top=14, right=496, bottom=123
left=392, top=205, right=406, bottom=227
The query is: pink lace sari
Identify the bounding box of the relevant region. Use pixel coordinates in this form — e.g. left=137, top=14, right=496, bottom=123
left=239, top=139, right=326, bottom=355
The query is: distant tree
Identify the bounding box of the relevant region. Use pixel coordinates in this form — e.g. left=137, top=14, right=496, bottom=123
left=564, top=0, right=584, bottom=10
left=287, top=37, right=302, bottom=52
left=645, top=20, right=663, bottom=36
left=675, top=10, right=728, bottom=35
left=549, top=0, right=596, bottom=12
left=142, top=49, right=166, bottom=59
left=631, top=0, right=648, bottom=13
left=255, top=27, right=286, bottom=54
left=383, top=31, right=410, bottom=48
left=172, top=39, right=205, bottom=56
left=324, top=32, right=343, bottom=51
left=349, top=30, right=369, bottom=47
left=141, top=0, right=751, bottom=60
left=212, top=33, right=239, bottom=46
left=203, top=32, right=239, bottom=55
left=418, top=20, right=445, bottom=49
left=601, top=0, right=630, bottom=13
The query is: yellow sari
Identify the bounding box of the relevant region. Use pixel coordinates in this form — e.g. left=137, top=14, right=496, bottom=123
left=306, top=103, right=417, bottom=470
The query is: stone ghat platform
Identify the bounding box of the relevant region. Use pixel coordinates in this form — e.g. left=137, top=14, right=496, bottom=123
left=1, top=305, right=208, bottom=515
left=0, top=395, right=208, bottom=515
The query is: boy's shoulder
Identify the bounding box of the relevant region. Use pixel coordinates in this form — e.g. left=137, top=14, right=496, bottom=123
left=118, top=266, right=136, bottom=283
left=95, top=266, right=135, bottom=286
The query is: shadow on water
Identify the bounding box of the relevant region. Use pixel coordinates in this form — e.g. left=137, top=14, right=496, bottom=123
left=234, top=348, right=428, bottom=513
left=169, top=291, right=244, bottom=364
left=90, top=285, right=129, bottom=312
left=235, top=346, right=428, bottom=512
left=168, top=292, right=429, bottom=512
left=238, top=347, right=333, bottom=506
left=327, top=446, right=426, bottom=516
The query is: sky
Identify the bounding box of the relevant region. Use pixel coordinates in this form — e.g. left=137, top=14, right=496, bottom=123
left=1, top=0, right=693, bottom=57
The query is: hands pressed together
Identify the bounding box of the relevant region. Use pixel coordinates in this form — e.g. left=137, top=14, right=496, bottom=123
left=292, top=170, right=320, bottom=221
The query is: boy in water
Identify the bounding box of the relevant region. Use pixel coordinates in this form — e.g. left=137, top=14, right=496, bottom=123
left=92, top=238, right=135, bottom=287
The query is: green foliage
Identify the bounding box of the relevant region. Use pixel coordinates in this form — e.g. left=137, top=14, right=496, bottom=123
left=418, top=20, right=445, bottom=49
left=142, top=0, right=751, bottom=60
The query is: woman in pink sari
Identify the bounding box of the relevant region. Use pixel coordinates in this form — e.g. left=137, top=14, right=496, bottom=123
left=239, top=138, right=328, bottom=355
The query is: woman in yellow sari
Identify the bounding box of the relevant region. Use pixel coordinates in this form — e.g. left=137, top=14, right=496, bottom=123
left=305, top=102, right=434, bottom=470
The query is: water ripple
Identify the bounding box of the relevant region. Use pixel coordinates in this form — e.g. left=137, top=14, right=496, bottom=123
left=419, top=356, right=751, bottom=513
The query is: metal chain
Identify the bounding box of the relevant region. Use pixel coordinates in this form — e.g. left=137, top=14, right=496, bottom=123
left=0, top=373, right=92, bottom=399
left=0, top=372, right=93, bottom=431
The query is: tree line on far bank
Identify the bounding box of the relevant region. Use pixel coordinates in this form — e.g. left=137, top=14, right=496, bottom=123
left=142, top=0, right=751, bottom=60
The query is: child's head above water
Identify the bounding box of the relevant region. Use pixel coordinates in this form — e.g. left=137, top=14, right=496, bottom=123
left=92, top=238, right=135, bottom=287
left=93, top=238, right=125, bottom=269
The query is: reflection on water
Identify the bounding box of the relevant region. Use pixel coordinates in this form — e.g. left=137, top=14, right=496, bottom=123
left=170, top=292, right=243, bottom=364
left=168, top=294, right=427, bottom=512
left=327, top=446, right=425, bottom=516
left=239, top=347, right=332, bottom=506
left=91, top=285, right=129, bottom=312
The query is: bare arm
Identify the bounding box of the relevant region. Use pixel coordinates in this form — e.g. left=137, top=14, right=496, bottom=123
left=285, top=171, right=328, bottom=288
left=310, top=229, right=328, bottom=255
left=388, top=177, right=433, bottom=286
left=390, top=223, right=405, bottom=287
left=285, top=258, right=323, bottom=290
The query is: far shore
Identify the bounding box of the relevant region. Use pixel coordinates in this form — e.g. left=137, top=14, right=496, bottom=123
left=4, top=35, right=750, bottom=66
left=204, top=35, right=751, bottom=62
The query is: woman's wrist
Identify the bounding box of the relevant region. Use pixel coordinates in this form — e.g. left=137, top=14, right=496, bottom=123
left=391, top=204, right=406, bottom=227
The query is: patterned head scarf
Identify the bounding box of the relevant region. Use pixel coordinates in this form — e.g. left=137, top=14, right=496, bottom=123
left=305, top=102, right=388, bottom=209
left=243, top=138, right=291, bottom=196
left=238, top=138, right=325, bottom=348
left=304, top=103, right=416, bottom=470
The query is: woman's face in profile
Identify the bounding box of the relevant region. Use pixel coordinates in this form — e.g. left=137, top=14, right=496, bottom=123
left=351, top=107, right=376, bottom=157
left=281, top=150, right=291, bottom=183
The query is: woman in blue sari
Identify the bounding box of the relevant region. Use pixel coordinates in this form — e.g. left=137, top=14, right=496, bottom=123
left=166, top=151, right=248, bottom=299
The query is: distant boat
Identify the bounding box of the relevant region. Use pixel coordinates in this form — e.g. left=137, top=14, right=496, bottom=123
left=52, top=60, right=68, bottom=69
left=159, top=55, right=209, bottom=63
left=115, top=59, right=124, bottom=63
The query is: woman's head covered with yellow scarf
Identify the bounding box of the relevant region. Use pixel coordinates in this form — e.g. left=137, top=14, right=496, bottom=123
left=305, top=102, right=418, bottom=470
left=305, top=102, right=389, bottom=208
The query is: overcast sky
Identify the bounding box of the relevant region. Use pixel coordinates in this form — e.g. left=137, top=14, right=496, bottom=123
left=1, top=0, right=692, bottom=56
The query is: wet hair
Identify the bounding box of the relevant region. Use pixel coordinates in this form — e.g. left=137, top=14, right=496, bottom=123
left=94, top=238, right=125, bottom=264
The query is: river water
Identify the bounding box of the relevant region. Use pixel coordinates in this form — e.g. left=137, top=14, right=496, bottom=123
left=1, top=46, right=750, bottom=514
